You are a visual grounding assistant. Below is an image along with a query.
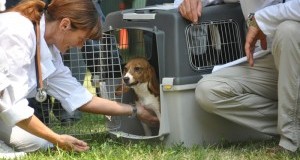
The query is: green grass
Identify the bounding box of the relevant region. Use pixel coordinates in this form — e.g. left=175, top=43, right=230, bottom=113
left=21, top=134, right=300, bottom=160
left=23, top=72, right=300, bottom=159
left=47, top=113, right=106, bottom=137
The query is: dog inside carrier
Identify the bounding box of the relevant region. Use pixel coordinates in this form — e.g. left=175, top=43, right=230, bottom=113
left=32, top=2, right=269, bottom=146
left=102, top=2, right=270, bottom=146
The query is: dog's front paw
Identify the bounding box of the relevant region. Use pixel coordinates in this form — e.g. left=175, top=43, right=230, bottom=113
left=115, top=84, right=130, bottom=96
left=115, top=85, right=123, bottom=96
left=141, top=122, right=152, bottom=136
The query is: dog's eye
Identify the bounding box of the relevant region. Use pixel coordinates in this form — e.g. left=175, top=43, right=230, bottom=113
left=134, top=67, right=142, bottom=72
left=124, top=67, right=128, bottom=72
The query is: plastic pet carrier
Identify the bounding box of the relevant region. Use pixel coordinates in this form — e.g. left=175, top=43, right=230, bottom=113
left=102, top=3, right=270, bottom=147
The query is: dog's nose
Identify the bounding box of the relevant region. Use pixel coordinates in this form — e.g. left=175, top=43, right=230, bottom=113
left=123, top=77, right=129, bottom=84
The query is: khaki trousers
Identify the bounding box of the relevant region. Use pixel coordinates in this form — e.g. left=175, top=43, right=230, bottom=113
left=195, top=20, right=300, bottom=152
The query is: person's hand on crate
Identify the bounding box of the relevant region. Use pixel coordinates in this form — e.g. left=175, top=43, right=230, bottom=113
left=178, top=0, right=202, bottom=23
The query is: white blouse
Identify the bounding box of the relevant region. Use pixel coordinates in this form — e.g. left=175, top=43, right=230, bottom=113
left=0, top=12, right=92, bottom=126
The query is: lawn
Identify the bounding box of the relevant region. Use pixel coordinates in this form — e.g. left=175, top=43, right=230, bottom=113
left=21, top=132, right=300, bottom=160
left=20, top=73, right=300, bottom=160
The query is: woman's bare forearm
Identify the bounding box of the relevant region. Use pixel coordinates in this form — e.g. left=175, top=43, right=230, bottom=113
left=16, top=115, right=61, bottom=145
left=79, top=96, right=133, bottom=116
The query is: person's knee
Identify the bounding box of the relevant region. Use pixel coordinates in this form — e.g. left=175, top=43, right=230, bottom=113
left=7, top=127, right=53, bottom=152
left=273, top=20, right=300, bottom=66
left=275, top=21, right=299, bottom=40
left=13, top=139, right=51, bottom=152
left=195, top=79, right=217, bottom=113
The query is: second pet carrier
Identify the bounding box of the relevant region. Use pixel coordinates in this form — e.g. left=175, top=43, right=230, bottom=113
left=31, top=33, right=123, bottom=139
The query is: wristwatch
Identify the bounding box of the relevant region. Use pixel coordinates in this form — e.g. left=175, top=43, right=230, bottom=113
left=247, top=13, right=259, bottom=28
left=129, top=105, right=137, bottom=118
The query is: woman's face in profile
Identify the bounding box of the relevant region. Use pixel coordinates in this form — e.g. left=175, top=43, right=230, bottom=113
left=56, top=29, right=89, bottom=54
left=51, top=18, right=89, bottom=54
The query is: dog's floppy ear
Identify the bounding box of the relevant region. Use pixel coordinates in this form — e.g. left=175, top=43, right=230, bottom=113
left=115, top=84, right=130, bottom=96
left=147, top=65, right=160, bottom=97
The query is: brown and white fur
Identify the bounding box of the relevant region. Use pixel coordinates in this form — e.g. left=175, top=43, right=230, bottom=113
left=117, top=57, right=160, bottom=136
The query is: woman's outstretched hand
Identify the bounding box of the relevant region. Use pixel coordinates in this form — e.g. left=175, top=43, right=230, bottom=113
left=56, top=134, right=89, bottom=152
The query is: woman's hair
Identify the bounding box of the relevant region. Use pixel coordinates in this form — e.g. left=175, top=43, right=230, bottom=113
left=9, top=0, right=45, bottom=22
left=10, top=0, right=102, bottom=40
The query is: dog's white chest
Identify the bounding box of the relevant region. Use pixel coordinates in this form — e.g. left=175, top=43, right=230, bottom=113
left=132, top=83, right=161, bottom=136
left=133, top=83, right=159, bottom=108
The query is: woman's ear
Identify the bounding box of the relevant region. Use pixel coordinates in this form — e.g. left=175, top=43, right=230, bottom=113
left=59, top=18, right=71, bottom=30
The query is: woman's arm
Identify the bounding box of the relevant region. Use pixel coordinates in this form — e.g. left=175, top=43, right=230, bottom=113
left=0, top=74, right=88, bottom=152
left=79, top=96, right=159, bottom=126
left=16, top=115, right=89, bottom=152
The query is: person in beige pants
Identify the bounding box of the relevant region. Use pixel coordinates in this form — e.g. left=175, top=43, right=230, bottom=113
left=196, top=20, right=300, bottom=152
left=178, top=0, right=300, bottom=152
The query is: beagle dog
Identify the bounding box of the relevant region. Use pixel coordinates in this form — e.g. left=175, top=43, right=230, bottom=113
left=117, top=57, right=160, bottom=136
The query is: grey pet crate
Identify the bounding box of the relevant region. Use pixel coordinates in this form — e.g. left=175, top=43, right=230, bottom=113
left=102, top=3, right=270, bottom=146
left=32, top=33, right=123, bottom=139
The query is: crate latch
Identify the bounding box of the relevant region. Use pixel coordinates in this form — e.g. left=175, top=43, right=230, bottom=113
left=162, top=77, right=174, bottom=91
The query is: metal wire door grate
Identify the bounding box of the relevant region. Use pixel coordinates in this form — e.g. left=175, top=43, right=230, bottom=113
left=33, top=33, right=123, bottom=138
left=186, top=19, right=244, bottom=71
